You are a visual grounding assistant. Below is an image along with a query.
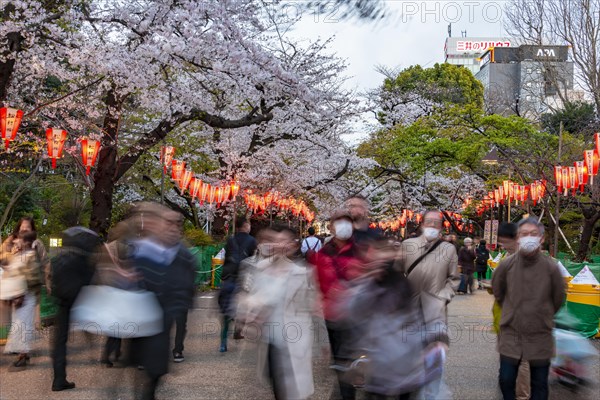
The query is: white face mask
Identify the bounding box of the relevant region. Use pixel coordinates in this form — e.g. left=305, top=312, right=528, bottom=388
left=258, top=243, right=276, bottom=257
left=423, top=227, right=440, bottom=241
left=518, top=236, right=541, bottom=254
left=333, top=220, right=353, bottom=240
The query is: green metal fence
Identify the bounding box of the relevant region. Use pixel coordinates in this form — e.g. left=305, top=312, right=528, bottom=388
left=190, top=244, right=224, bottom=287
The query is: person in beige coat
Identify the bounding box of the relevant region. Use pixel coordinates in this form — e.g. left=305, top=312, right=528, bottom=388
left=237, top=226, right=316, bottom=400
left=393, top=210, right=460, bottom=399
left=492, top=217, right=566, bottom=400
left=394, top=210, right=460, bottom=345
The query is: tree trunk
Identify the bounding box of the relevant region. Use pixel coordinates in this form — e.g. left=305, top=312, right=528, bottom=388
left=89, top=89, right=122, bottom=236
left=574, top=209, right=600, bottom=262
left=0, top=1, right=23, bottom=102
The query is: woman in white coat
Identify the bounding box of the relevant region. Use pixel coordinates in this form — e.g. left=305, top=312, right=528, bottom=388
left=238, top=226, right=316, bottom=400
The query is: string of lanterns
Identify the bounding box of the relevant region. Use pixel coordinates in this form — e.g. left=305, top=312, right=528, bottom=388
left=1, top=106, right=101, bottom=175
left=372, top=209, right=475, bottom=234
left=162, top=147, right=315, bottom=222
left=476, top=179, right=547, bottom=215
left=163, top=151, right=240, bottom=207
left=243, top=190, right=315, bottom=222
left=477, top=132, right=600, bottom=214
left=554, top=134, right=600, bottom=196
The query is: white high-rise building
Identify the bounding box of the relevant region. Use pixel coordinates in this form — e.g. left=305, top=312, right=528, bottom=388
left=444, top=37, right=514, bottom=75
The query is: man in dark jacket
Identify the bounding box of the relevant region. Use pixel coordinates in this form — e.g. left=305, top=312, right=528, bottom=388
left=475, top=240, right=490, bottom=289
left=457, top=237, right=477, bottom=294
left=218, top=218, right=257, bottom=352
left=51, top=227, right=102, bottom=391
left=492, top=217, right=565, bottom=400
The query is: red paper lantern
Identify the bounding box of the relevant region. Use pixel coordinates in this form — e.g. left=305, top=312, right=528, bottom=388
left=415, top=213, right=422, bottom=224
left=595, top=132, right=600, bottom=156
left=554, top=166, right=563, bottom=192
left=160, top=146, right=175, bottom=174
left=171, top=160, right=185, bottom=181
left=46, top=128, right=67, bottom=169
left=208, top=185, right=216, bottom=204
left=81, top=138, right=101, bottom=176
left=513, top=186, right=521, bottom=205
left=189, top=178, right=202, bottom=201
left=178, top=169, right=193, bottom=194
left=575, top=161, right=587, bottom=193
left=0, top=107, right=24, bottom=150
left=230, top=181, right=240, bottom=199
left=200, top=183, right=209, bottom=204
left=569, top=166, right=578, bottom=196
left=561, top=167, right=570, bottom=196
left=222, top=184, right=231, bottom=203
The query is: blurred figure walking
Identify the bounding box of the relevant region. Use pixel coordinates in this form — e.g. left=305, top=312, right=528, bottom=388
left=238, top=226, right=316, bottom=400
left=127, top=203, right=196, bottom=400
left=218, top=218, right=257, bottom=352
left=50, top=227, right=102, bottom=391
left=2, top=231, right=42, bottom=370
left=315, top=210, right=362, bottom=400
left=393, top=210, right=460, bottom=399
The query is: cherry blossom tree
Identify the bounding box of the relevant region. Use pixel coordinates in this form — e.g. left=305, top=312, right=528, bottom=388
left=2, top=0, right=374, bottom=235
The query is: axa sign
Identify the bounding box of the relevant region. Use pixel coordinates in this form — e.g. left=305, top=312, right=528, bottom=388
left=537, top=48, right=556, bottom=57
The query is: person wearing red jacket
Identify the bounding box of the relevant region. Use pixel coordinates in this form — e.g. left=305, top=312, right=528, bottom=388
left=315, top=210, right=362, bottom=400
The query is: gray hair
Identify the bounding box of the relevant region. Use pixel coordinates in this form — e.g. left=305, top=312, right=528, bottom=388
left=517, top=217, right=545, bottom=236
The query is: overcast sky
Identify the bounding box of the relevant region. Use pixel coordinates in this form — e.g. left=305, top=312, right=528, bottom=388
left=286, top=0, right=510, bottom=142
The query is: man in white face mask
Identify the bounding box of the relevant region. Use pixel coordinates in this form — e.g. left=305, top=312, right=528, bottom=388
left=492, top=217, right=566, bottom=400
left=393, top=210, right=460, bottom=399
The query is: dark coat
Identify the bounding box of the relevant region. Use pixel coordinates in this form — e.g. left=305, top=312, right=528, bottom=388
left=131, top=243, right=196, bottom=379
left=458, top=246, right=477, bottom=274
left=475, top=245, right=490, bottom=273
left=492, top=251, right=566, bottom=361
left=221, top=232, right=257, bottom=282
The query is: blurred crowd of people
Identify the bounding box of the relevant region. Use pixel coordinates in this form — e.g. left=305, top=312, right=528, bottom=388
left=0, top=196, right=577, bottom=400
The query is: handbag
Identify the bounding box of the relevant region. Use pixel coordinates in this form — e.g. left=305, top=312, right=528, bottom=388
left=0, top=275, right=27, bottom=300
left=70, top=285, right=163, bottom=338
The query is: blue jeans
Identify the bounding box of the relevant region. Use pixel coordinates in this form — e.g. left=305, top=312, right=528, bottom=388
left=499, top=356, right=550, bottom=400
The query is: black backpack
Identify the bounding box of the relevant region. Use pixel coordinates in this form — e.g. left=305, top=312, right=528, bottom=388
left=476, top=248, right=488, bottom=265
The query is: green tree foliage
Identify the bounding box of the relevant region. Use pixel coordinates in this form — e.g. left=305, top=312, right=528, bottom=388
left=542, top=101, right=599, bottom=139
left=376, top=64, right=484, bottom=125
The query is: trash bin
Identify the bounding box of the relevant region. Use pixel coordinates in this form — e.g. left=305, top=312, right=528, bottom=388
left=565, top=283, right=600, bottom=338
left=211, top=257, right=224, bottom=289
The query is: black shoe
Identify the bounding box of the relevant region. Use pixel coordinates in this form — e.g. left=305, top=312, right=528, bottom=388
left=52, top=381, right=76, bottom=391
left=100, top=359, right=113, bottom=368
left=12, top=355, right=28, bottom=368
left=233, top=331, right=244, bottom=340
left=173, top=352, right=184, bottom=363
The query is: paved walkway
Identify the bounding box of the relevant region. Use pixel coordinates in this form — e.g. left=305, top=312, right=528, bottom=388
left=1, top=289, right=598, bottom=399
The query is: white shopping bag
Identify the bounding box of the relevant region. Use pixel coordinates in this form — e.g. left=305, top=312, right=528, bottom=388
left=70, top=285, right=163, bottom=338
